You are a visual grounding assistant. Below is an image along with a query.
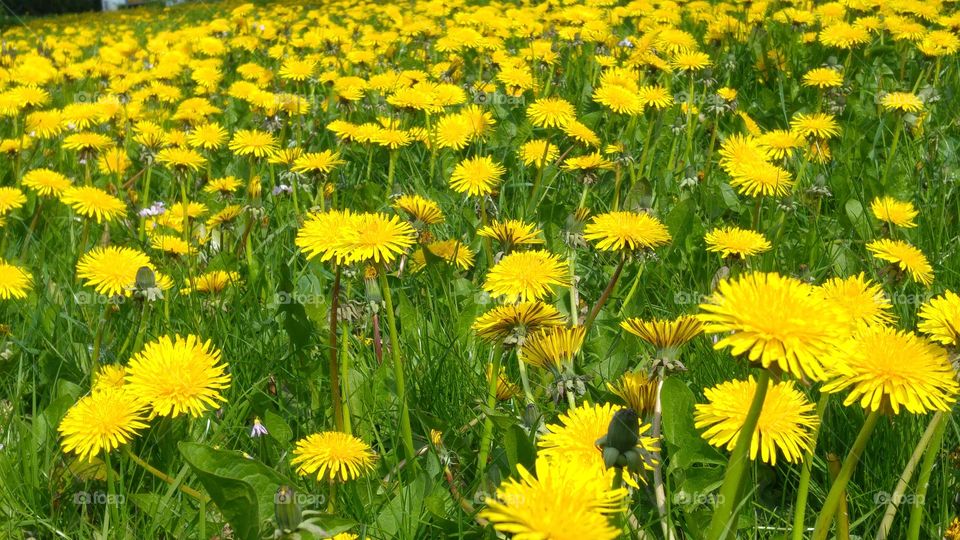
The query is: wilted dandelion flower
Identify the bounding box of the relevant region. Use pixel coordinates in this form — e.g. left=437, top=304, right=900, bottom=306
left=477, top=219, right=544, bottom=248
left=540, top=402, right=657, bottom=470
left=823, top=326, right=958, bottom=414
left=918, top=290, right=960, bottom=347
left=704, top=227, right=772, bottom=259
left=802, top=67, right=844, bottom=88
left=479, top=456, right=627, bottom=540
left=449, top=155, right=505, bottom=196
left=866, top=239, right=933, bottom=286
left=472, top=301, right=565, bottom=343
left=790, top=112, right=840, bottom=139
left=621, top=315, right=703, bottom=350
left=484, top=250, right=569, bottom=302
left=126, top=335, right=231, bottom=418
left=880, top=92, right=923, bottom=113
left=58, top=387, right=148, bottom=462
left=870, top=196, right=918, bottom=228
left=229, top=129, right=279, bottom=158
left=520, top=326, right=586, bottom=371
left=0, top=187, right=26, bottom=215
left=393, top=194, right=444, bottom=225
left=22, top=169, right=72, bottom=198
left=291, top=431, right=377, bottom=482
left=820, top=273, right=894, bottom=328
left=60, top=186, right=126, bottom=223
left=526, top=97, right=576, bottom=128
left=698, top=272, right=848, bottom=381
left=0, top=260, right=32, bottom=299
left=695, top=377, right=819, bottom=465
left=608, top=372, right=659, bottom=417
left=584, top=211, right=671, bottom=252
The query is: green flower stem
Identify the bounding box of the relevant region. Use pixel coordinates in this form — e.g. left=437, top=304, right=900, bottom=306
left=476, top=349, right=503, bottom=483
left=683, top=72, right=696, bottom=169
left=582, top=253, right=626, bottom=333
left=905, top=410, right=948, bottom=540
left=138, top=164, right=153, bottom=242
left=791, top=392, right=830, bottom=540
left=616, top=259, right=646, bottom=317
left=480, top=199, right=493, bottom=267
left=827, top=453, right=850, bottom=539
left=89, top=303, right=111, bottom=377
left=103, top=451, right=117, bottom=538
left=526, top=137, right=552, bottom=217
left=123, top=447, right=207, bottom=502
left=341, top=282, right=354, bottom=435
left=875, top=411, right=945, bottom=540
left=635, top=113, right=656, bottom=182
left=378, top=270, right=418, bottom=472
left=517, top=355, right=535, bottom=404
left=811, top=410, right=882, bottom=540
left=568, top=249, right=579, bottom=326
left=387, top=149, right=397, bottom=187
left=328, top=266, right=344, bottom=432
left=879, top=120, right=903, bottom=189
left=707, top=369, right=771, bottom=540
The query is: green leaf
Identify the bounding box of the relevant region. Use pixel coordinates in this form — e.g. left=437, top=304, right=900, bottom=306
left=179, top=442, right=290, bottom=540
left=264, top=410, right=293, bottom=444
left=844, top=198, right=871, bottom=240
left=503, top=425, right=536, bottom=472
left=660, top=377, right=723, bottom=471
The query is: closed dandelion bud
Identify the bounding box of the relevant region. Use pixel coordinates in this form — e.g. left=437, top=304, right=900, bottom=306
left=623, top=448, right=642, bottom=473
left=135, top=266, right=156, bottom=290
left=364, top=266, right=382, bottom=305
left=604, top=408, right=640, bottom=453
left=602, top=446, right=620, bottom=469
left=522, top=403, right=541, bottom=429
left=274, top=485, right=302, bottom=532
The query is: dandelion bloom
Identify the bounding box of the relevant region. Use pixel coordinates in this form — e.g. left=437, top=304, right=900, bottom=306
left=520, top=325, right=586, bottom=371
left=802, top=67, right=843, bottom=88
left=866, top=239, right=933, bottom=286
left=519, top=139, right=559, bottom=167
left=819, top=273, right=894, bottom=328
left=704, top=227, right=772, bottom=259
left=584, top=211, right=671, bottom=252
left=540, top=402, right=657, bottom=471
left=638, top=85, right=673, bottom=109
left=203, top=176, right=243, bottom=195
left=0, top=187, right=27, bottom=215
left=410, top=239, right=475, bottom=271
left=880, top=92, right=923, bottom=113
left=393, top=194, right=444, bottom=225
left=729, top=161, right=794, bottom=198
left=698, top=272, right=848, bottom=381
left=822, top=326, right=958, bottom=414
left=341, top=213, right=416, bottom=265
left=22, top=169, right=72, bottom=198
left=150, top=234, right=195, bottom=256
left=608, top=372, right=659, bottom=417
left=620, top=315, right=703, bottom=350
left=526, top=96, right=576, bottom=128
left=870, top=195, right=918, bottom=228
left=62, top=132, right=114, bottom=152
left=60, top=186, right=126, bottom=223
left=126, top=335, right=231, bottom=418
left=757, top=130, right=804, bottom=160
left=671, top=50, right=712, bottom=71
left=155, top=147, right=207, bottom=172
left=472, top=301, right=564, bottom=343
left=295, top=209, right=358, bottom=264
left=918, top=290, right=960, bottom=346
left=58, top=387, right=148, bottom=462
left=229, top=129, right=279, bottom=158
left=477, top=219, right=544, bottom=248
left=0, top=260, right=32, bottom=299
left=484, top=250, right=569, bottom=302
left=790, top=112, right=840, bottom=140
left=188, top=122, right=228, bottom=150
left=291, top=431, right=377, bottom=482
left=291, top=150, right=345, bottom=174
left=449, top=155, right=505, bottom=196
left=695, top=377, right=819, bottom=465
left=184, top=270, right=241, bottom=294
left=479, top=456, right=627, bottom=540
left=593, top=84, right=642, bottom=115
left=76, top=246, right=171, bottom=297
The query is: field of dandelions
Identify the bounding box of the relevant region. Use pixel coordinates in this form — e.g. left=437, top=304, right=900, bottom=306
left=1, top=0, right=960, bottom=539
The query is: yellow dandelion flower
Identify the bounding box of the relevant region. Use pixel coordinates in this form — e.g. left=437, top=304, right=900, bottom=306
left=620, top=315, right=703, bottom=350
left=870, top=196, right=918, bottom=228
left=472, top=301, right=565, bottom=343
left=704, top=226, right=772, bottom=259
left=58, top=387, right=148, bottom=462
left=449, top=155, right=505, bottom=196
left=484, top=250, right=569, bottom=302
left=584, top=211, right=671, bottom=252
left=918, top=290, right=960, bottom=347
left=60, top=186, right=126, bottom=223
left=291, top=431, right=377, bottom=482
left=866, top=239, right=934, bottom=286
left=820, top=273, right=894, bottom=328
left=0, top=260, right=32, bottom=299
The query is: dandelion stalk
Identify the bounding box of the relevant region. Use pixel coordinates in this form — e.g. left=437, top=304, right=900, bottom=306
left=328, top=266, right=344, bottom=432
left=811, top=410, right=882, bottom=540
left=791, top=392, right=830, bottom=540
left=476, top=349, right=503, bottom=483
left=875, top=411, right=945, bottom=540
left=879, top=120, right=903, bottom=189
left=123, top=447, right=207, bottom=502
left=706, top=369, right=771, bottom=540
left=651, top=374, right=677, bottom=540
left=138, top=164, right=153, bottom=242
left=905, top=410, right=948, bottom=540
left=378, top=269, right=418, bottom=471
left=582, top=252, right=626, bottom=332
